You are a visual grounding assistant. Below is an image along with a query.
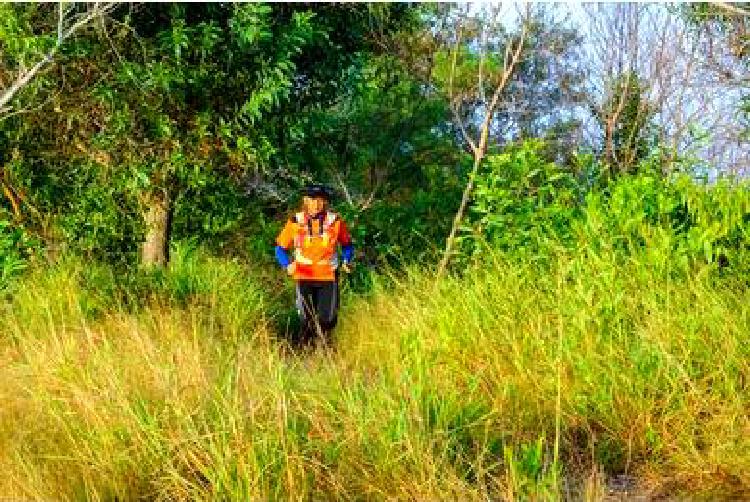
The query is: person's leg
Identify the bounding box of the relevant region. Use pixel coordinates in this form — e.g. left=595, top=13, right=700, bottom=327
left=316, top=279, right=339, bottom=341
left=307, top=284, right=327, bottom=341
left=296, top=282, right=318, bottom=345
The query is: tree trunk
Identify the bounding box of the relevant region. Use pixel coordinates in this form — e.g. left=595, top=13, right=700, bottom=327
left=141, top=191, right=172, bottom=268
left=436, top=146, right=485, bottom=278
left=436, top=13, right=529, bottom=281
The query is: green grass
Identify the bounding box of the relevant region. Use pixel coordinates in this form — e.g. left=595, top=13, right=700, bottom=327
left=0, top=245, right=748, bottom=500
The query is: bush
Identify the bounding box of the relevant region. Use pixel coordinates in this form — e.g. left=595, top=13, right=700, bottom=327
left=339, top=185, right=461, bottom=269
left=469, top=139, right=583, bottom=259
left=74, top=240, right=267, bottom=330
left=574, top=170, right=750, bottom=277
left=468, top=140, right=750, bottom=278
left=0, top=217, right=39, bottom=292
left=55, top=161, right=145, bottom=266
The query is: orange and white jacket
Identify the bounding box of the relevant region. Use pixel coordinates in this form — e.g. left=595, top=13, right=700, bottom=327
left=276, top=211, right=352, bottom=281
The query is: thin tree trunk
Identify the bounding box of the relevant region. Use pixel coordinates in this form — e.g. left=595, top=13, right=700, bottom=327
left=141, top=191, right=171, bottom=267
left=436, top=12, right=529, bottom=280
left=437, top=153, right=482, bottom=275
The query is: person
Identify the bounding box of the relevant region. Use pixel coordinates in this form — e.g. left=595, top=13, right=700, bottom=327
left=274, top=184, right=354, bottom=344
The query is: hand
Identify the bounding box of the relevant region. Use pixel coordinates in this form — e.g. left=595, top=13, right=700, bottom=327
left=340, top=262, right=352, bottom=274
left=286, top=263, right=296, bottom=276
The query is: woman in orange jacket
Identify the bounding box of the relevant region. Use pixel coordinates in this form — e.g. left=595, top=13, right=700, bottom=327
left=275, top=185, right=353, bottom=344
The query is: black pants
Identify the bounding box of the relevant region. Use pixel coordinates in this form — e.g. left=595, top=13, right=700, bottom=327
left=296, top=278, right=339, bottom=342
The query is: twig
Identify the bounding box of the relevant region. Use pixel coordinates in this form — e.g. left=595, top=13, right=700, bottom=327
left=0, top=2, right=117, bottom=118
left=710, top=1, right=750, bottom=17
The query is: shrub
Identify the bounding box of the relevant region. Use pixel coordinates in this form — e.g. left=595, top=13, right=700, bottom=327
left=0, top=217, right=39, bottom=292
left=468, top=140, right=750, bottom=278
left=467, top=139, right=583, bottom=263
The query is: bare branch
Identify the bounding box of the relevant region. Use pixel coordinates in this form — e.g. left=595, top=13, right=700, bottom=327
left=437, top=6, right=531, bottom=279
left=0, top=2, right=117, bottom=119
left=449, top=21, right=478, bottom=155
left=710, top=1, right=750, bottom=17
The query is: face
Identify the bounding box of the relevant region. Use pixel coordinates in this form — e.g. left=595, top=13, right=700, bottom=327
left=303, top=196, right=327, bottom=216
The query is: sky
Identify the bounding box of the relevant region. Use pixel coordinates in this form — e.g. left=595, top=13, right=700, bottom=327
left=468, top=1, right=749, bottom=176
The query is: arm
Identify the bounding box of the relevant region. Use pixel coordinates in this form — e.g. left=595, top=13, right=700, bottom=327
left=275, top=219, right=296, bottom=273
left=342, top=244, right=353, bottom=264
left=275, top=246, right=291, bottom=269
left=338, top=218, right=354, bottom=265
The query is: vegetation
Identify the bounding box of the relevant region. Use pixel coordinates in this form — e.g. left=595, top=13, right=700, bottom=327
left=1, top=2, right=749, bottom=500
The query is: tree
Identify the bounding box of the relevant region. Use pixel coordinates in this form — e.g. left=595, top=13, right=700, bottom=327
left=682, top=2, right=750, bottom=176
left=433, top=5, right=532, bottom=277
left=91, top=3, right=325, bottom=266
left=1, top=2, right=115, bottom=223
left=489, top=5, right=588, bottom=162
left=584, top=3, right=750, bottom=176
left=2, top=3, right=426, bottom=267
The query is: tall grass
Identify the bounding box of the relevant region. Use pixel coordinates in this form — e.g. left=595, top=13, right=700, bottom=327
left=0, top=243, right=748, bottom=500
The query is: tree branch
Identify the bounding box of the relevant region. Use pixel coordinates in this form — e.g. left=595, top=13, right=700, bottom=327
left=437, top=7, right=530, bottom=279
left=0, top=2, right=116, bottom=118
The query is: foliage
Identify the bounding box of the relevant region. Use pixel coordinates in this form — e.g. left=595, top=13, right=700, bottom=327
left=602, top=71, right=658, bottom=174
left=74, top=240, right=266, bottom=320
left=339, top=182, right=464, bottom=269
left=53, top=160, right=145, bottom=265
left=468, top=139, right=582, bottom=258
left=0, top=215, right=37, bottom=291
left=0, top=3, right=60, bottom=112
left=1, top=3, right=429, bottom=265
left=430, top=5, right=587, bottom=153
left=467, top=139, right=750, bottom=278
left=1, top=4, right=750, bottom=499
left=573, top=166, right=750, bottom=277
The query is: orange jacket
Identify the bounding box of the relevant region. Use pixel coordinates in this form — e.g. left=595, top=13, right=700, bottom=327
left=276, top=211, right=352, bottom=281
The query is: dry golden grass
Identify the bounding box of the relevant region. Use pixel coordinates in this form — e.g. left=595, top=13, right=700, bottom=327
left=0, top=248, right=748, bottom=500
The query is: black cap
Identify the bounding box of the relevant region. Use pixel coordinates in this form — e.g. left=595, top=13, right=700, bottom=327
left=302, top=184, right=334, bottom=200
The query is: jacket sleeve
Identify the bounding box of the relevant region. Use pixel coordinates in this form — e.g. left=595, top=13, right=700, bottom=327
left=342, top=244, right=354, bottom=264
left=337, top=218, right=353, bottom=263
left=274, top=219, right=296, bottom=269
left=276, top=219, right=296, bottom=249
left=275, top=246, right=291, bottom=268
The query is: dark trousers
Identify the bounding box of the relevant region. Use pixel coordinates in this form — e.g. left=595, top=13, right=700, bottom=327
left=295, top=278, right=339, bottom=342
